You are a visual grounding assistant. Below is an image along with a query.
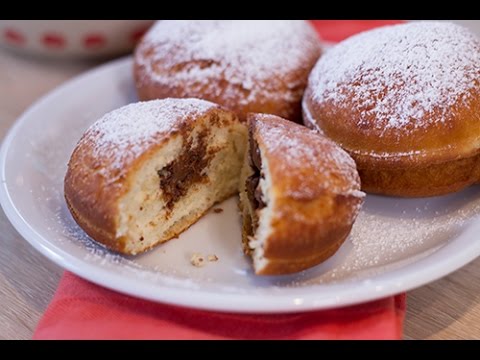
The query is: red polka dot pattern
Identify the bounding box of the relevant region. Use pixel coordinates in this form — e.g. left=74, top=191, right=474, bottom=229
left=42, top=33, right=66, bottom=49
left=0, top=22, right=154, bottom=54
left=83, top=34, right=106, bottom=49
left=3, top=28, right=26, bottom=46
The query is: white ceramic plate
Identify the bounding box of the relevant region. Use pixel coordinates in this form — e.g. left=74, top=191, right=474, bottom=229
left=2, top=57, right=480, bottom=314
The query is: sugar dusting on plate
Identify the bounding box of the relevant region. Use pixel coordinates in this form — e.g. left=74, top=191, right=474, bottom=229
left=303, top=190, right=480, bottom=285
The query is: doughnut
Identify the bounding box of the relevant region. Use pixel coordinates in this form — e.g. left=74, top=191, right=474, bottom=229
left=134, top=20, right=322, bottom=123
left=303, top=21, right=480, bottom=197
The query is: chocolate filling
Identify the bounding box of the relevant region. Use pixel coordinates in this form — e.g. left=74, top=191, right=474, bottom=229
left=245, top=136, right=266, bottom=237
left=157, top=130, right=212, bottom=212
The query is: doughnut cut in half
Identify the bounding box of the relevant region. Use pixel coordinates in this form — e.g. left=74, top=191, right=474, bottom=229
left=239, top=114, right=364, bottom=275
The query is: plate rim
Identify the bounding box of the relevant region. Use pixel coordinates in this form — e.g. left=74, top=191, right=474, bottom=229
left=2, top=56, right=480, bottom=314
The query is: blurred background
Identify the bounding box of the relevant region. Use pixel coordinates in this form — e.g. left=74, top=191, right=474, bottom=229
left=0, top=20, right=155, bottom=59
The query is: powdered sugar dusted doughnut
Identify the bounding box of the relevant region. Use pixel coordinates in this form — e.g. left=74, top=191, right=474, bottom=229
left=135, top=20, right=322, bottom=122
left=65, top=98, right=247, bottom=255
left=303, top=21, right=480, bottom=197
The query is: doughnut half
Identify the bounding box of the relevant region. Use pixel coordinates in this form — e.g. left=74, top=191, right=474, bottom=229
left=239, top=114, right=364, bottom=275
left=65, top=99, right=246, bottom=255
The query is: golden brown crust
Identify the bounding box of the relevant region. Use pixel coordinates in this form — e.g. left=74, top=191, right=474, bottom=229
left=257, top=230, right=346, bottom=276
left=134, top=20, right=322, bottom=123
left=65, top=190, right=127, bottom=253
left=304, top=80, right=480, bottom=198
left=135, top=72, right=309, bottom=124
left=64, top=140, right=124, bottom=252
left=303, top=86, right=480, bottom=168
left=357, top=152, right=480, bottom=198
left=246, top=114, right=364, bottom=275
left=258, top=195, right=358, bottom=276
left=64, top=99, right=236, bottom=254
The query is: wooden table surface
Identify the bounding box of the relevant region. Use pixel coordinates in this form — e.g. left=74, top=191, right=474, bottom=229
left=1, top=48, right=480, bottom=340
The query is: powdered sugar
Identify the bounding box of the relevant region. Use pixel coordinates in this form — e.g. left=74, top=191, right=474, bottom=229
left=254, top=115, right=363, bottom=200
left=309, top=21, right=480, bottom=134
left=136, top=20, right=321, bottom=109
left=310, top=189, right=480, bottom=284
left=79, top=98, right=217, bottom=173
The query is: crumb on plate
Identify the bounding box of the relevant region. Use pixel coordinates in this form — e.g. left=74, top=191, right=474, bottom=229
left=191, top=253, right=206, bottom=267
left=207, top=254, right=219, bottom=262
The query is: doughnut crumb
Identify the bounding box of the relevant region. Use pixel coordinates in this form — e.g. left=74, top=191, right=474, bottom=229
left=190, top=253, right=206, bottom=267
left=207, top=254, right=219, bottom=262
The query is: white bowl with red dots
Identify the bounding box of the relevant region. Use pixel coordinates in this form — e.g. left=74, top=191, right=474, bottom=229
left=0, top=20, right=154, bottom=59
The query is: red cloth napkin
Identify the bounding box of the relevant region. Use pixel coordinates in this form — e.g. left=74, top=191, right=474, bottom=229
left=310, top=20, right=404, bottom=43
left=34, top=272, right=405, bottom=340
left=33, top=21, right=407, bottom=340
